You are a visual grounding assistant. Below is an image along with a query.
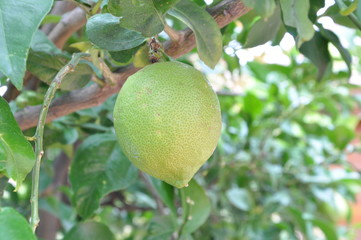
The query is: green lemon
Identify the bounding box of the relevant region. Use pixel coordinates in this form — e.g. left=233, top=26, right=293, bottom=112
left=113, top=61, right=222, bottom=188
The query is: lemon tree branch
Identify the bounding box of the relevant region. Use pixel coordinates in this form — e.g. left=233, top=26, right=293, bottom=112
left=15, top=0, right=250, bottom=130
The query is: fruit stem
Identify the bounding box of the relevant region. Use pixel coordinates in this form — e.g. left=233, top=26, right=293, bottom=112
left=29, top=53, right=89, bottom=233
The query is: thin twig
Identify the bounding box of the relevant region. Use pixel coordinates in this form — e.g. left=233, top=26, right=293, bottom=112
left=29, top=53, right=89, bottom=232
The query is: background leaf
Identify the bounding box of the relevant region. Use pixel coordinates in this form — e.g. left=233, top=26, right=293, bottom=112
left=0, top=0, right=53, bottom=89
left=179, top=179, right=211, bottom=236
left=226, top=188, right=254, bottom=211
left=63, top=221, right=115, bottom=240
left=86, top=14, right=145, bottom=51
left=0, top=97, right=35, bottom=190
left=69, top=133, right=138, bottom=218
left=169, top=0, right=222, bottom=68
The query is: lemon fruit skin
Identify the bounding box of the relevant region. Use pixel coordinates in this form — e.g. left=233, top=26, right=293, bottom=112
left=113, top=61, right=221, bottom=188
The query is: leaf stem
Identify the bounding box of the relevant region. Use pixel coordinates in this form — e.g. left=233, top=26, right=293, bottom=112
left=29, top=53, right=89, bottom=232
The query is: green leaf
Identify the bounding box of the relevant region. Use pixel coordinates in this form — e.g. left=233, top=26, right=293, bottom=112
left=318, top=25, right=352, bottom=77
left=242, top=0, right=276, bottom=18
left=299, top=31, right=331, bottom=81
left=86, top=14, right=145, bottom=51
left=27, top=51, right=93, bottom=91
left=243, top=92, right=264, bottom=119
left=169, top=0, right=222, bottom=68
left=310, top=219, right=338, bottom=240
left=0, top=208, right=36, bottom=240
left=179, top=179, right=211, bottom=235
left=69, top=133, right=138, bottom=218
left=151, top=178, right=176, bottom=215
left=63, top=221, right=115, bottom=240
left=108, top=0, right=166, bottom=37
left=280, top=0, right=315, bottom=47
left=327, top=125, right=354, bottom=150
left=244, top=6, right=282, bottom=48
left=226, top=188, right=254, bottom=211
left=0, top=0, right=53, bottom=89
left=0, top=97, right=35, bottom=190
left=146, top=215, right=177, bottom=240
left=109, top=46, right=141, bottom=64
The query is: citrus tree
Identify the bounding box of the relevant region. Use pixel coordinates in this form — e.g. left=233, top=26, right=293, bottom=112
left=1, top=0, right=361, bottom=239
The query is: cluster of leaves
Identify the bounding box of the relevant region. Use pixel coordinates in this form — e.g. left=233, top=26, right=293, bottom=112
left=1, top=0, right=361, bottom=239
